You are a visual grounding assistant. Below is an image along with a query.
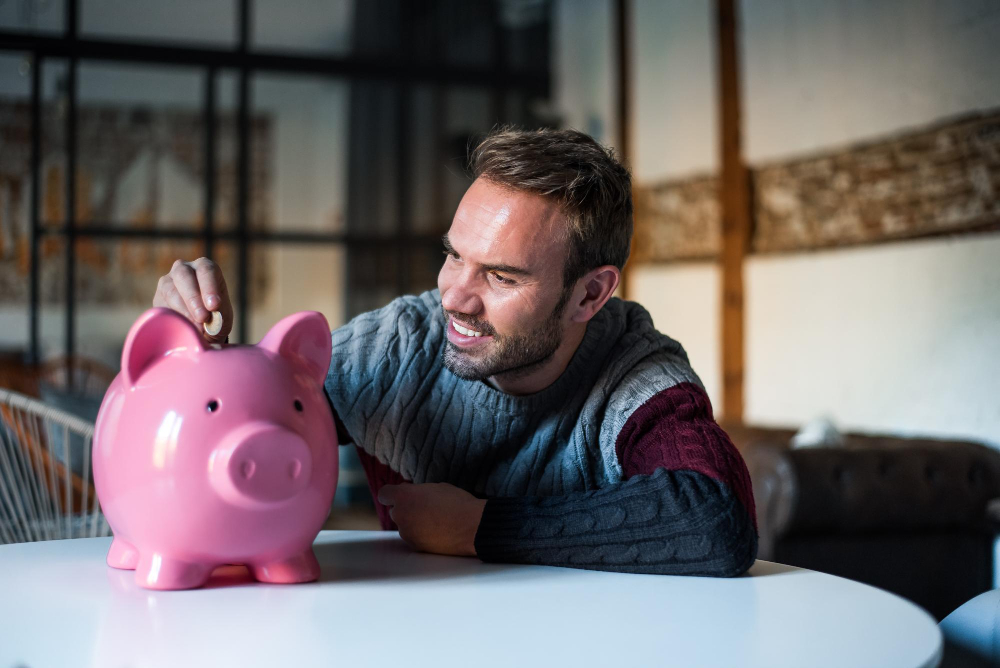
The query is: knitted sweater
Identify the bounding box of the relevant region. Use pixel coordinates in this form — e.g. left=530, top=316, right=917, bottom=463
left=324, top=289, right=757, bottom=577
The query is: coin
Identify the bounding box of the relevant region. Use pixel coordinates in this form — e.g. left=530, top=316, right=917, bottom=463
left=203, top=310, right=223, bottom=337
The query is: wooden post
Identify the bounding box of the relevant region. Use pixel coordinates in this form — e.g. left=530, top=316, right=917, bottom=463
left=615, top=0, right=634, bottom=300
left=717, top=0, right=750, bottom=422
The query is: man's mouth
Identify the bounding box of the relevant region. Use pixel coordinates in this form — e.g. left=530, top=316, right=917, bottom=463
left=447, top=316, right=494, bottom=348
left=452, top=320, right=484, bottom=337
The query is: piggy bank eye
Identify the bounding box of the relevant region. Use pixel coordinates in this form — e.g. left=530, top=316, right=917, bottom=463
left=206, top=400, right=220, bottom=413
left=294, top=399, right=303, bottom=412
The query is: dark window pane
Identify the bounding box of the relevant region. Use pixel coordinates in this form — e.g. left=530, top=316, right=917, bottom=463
left=251, top=74, right=350, bottom=234
left=501, top=0, right=552, bottom=71
left=247, top=243, right=346, bottom=342
left=212, top=70, right=239, bottom=233
left=443, top=87, right=492, bottom=217
left=408, top=244, right=443, bottom=296
left=438, top=0, right=495, bottom=68
left=0, top=57, right=72, bottom=359
left=76, top=62, right=204, bottom=231
left=69, top=239, right=242, bottom=354
left=345, top=246, right=399, bottom=319
left=410, top=86, right=448, bottom=235
left=80, top=0, right=236, bottom=47
left=39, top=59, right=67, bottom=231
left=38, top=235, right=67, bottom=362
left=0, top=53, right=32, bottom=353
left=503, top=90, right=554, bottom=129
left=253, top=0, right=499, bottom=67
left=210, top=240, right=244, bottom=343
left=344, top=80, right=399, bottom=237
left=0, top=0, right=64, bottom=34
left=253, top=0, right=352, bottom=55
left=73, top=238, right=189, bottom=365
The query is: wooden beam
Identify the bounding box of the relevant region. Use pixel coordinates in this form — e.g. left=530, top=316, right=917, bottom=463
left=717, top=0, right=750, bottom=422
left=615, top=0, right=634, bottom=299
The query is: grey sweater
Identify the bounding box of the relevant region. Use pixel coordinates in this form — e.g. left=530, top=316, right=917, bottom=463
left=324, top=289, right=758, bottom=576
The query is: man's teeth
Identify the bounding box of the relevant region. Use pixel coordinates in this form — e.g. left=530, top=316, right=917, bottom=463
left=453, top=320, right=484, bottom=337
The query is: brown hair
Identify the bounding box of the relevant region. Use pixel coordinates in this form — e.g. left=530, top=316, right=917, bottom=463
left=468, top=126, right=633, bottom=288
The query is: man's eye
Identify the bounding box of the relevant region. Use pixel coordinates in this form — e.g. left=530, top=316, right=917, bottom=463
left=491, top=272, right=514, bottom=285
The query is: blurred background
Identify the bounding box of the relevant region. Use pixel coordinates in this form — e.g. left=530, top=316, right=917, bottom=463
left=1, top=0, right=999, bottom=629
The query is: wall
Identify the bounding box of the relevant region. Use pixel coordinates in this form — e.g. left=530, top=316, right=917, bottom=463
left=619, top=0, right=1000, bottom=446
left=741, top=0, right=1000, bottom=164
left=742, top=0, right=1000, bottom=446
left=630, top=262, right=721, bottom=408
left=746, top=234, right=1000, bottom=441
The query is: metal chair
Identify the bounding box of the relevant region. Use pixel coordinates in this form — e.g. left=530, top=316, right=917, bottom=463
left=0, top=388, right=110, bottom=544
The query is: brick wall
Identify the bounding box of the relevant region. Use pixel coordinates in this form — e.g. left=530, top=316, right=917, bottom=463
left=633, top=109, right=1000, bottom=262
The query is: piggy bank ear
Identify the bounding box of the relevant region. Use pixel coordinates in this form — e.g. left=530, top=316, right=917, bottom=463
left=122, top=308, right=206, bottom=388
left=258, top=311, right=332, bottom=385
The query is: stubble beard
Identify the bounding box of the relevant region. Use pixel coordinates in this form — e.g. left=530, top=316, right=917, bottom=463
left=442, top=287, right=572, bottom=383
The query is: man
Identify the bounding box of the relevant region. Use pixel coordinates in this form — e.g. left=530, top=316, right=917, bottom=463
left=153, top=128, right=757, bottom=577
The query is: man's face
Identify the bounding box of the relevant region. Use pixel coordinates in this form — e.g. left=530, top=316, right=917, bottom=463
left=437, top=178, right=574, bottom=381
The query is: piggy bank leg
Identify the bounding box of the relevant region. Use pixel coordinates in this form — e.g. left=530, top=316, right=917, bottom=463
left=107, top=538, right=140, bottom=570
left=135, top=552, right=214, bottom=590
left=249, top=548, right=321, bottom=584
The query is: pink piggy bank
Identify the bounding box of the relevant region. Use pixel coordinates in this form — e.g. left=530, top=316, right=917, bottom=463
left=93, top=307, right=338, bottom=590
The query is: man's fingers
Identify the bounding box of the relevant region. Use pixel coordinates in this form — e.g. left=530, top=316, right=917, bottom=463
left=160, top=281, right=195, bottom=323
left=169, top=260, right=210, bottom=324
left=192, top=258, right=223, bottom=311
left=152, top=275, right=170, bottom=309
left=193, top=258, right=233, bottom=342
left=378, top=484, right=399, bottom=506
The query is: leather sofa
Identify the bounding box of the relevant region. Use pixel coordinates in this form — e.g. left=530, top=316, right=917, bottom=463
left=726, top=423, right=1000, bottom=621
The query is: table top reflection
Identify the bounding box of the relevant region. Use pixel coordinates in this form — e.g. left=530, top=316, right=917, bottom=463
left=0, top=530, right=941, bottom=668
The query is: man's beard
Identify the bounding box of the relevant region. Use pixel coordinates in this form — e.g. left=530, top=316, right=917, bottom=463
left=442, top=287, right=572, bottom=382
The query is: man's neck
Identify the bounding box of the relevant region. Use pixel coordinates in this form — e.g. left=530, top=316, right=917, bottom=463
left=485, top=322, right=587, bottom=396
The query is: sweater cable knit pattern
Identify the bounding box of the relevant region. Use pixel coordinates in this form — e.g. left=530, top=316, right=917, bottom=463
left=324, top=289, right=757, bottom=576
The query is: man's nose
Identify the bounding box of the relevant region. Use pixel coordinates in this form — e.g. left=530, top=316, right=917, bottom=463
left=441, top=269, right=483, bottom=316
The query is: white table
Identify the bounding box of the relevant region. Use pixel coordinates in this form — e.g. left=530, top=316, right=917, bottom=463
left=0, top=531, right=942, bottom=668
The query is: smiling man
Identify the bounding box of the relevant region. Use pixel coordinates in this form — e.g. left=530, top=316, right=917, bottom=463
left=153, top=127, right=758, bottom=576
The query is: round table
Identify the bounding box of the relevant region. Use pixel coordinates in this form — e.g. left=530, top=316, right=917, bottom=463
left=0, top=531, right=942, bottom=668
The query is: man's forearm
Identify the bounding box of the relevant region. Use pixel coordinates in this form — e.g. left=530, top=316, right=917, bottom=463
left=473, top=468, right=757, bottom=577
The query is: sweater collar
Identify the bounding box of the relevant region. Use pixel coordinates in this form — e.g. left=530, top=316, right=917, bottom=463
left=451, top=299, right=623, bottom=414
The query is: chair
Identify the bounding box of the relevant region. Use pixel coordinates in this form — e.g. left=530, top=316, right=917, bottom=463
left=0, top=388, right=111, bottom=544
left=38, top=355, right=118, bottom=405
left=939, top=588, right=1000, bottom=667
left=739, top=427, right=1000, bottom=621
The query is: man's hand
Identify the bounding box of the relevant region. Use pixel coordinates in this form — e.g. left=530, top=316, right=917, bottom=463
left=152, top=257, right=234, bottom=343
left=377, top=482, right=487, bottom=558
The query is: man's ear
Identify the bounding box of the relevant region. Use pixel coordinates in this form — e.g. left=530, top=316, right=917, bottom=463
left=569, top=265, right=620, bottom=323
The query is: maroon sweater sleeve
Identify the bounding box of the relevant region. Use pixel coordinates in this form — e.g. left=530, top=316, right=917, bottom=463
left=356, top=447, right=406, bottom=531
left=615, top=382, right=757, bottom=531
left=473, top=383, right=758, bottom=576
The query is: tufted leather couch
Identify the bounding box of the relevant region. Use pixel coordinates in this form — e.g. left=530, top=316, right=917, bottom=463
left=726, top=423, right=1000, bottom=620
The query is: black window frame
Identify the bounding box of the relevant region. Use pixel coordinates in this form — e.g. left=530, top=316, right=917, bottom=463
left=0, top=0, right=550, bottom=361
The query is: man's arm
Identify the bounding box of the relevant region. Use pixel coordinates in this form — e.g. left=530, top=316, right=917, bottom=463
left=379, top=382, right=758, bottom=577
left=473, top=382, right=757, bottom=577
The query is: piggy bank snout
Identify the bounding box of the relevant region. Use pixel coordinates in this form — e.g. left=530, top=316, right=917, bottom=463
left=211, top=423, right=313, bottom=505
